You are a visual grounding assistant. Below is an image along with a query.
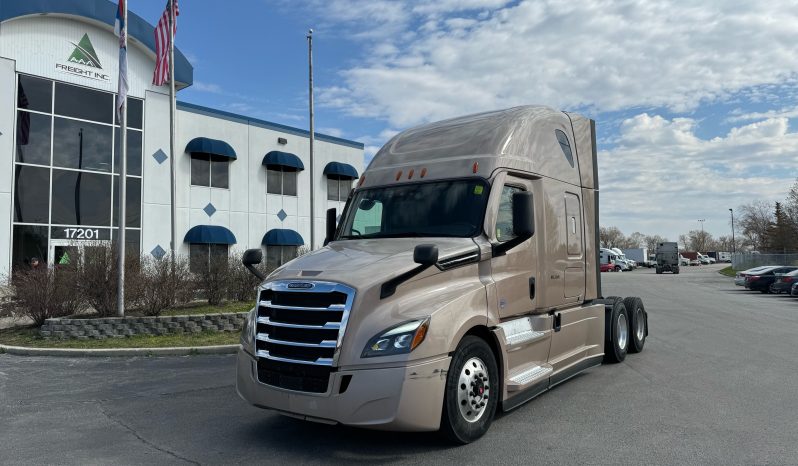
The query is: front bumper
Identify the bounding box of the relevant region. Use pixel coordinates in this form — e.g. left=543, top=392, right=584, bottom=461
left=236, top=349, right=451, bottom=432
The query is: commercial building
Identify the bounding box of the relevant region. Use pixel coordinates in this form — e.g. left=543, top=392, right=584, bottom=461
left=0, top=0, right=364, bottom=276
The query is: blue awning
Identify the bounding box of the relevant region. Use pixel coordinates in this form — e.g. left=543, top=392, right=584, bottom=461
left=185, top=137, right=237, bottom=160
left=262, top=151, right=304, bottom=171
left=323, top=162, right=359, bottom=179
left=262, top=229, right=304, bottom=246
left=184, top=225, right=237, bottom=244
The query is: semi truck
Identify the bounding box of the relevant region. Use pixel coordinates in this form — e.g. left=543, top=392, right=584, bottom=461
left=655, top=242, right=680, bottom=274
left=236, top=106, right=649, bottom=443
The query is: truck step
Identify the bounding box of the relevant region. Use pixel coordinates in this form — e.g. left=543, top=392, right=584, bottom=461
left=498, top=316, right=548, bottom=348
left=507, top=364, right=552, bottom=392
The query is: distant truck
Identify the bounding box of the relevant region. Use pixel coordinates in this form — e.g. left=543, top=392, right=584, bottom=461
left=600, top=248, right=628, bottom=271
left=655, top=242, right=680, bottom=274
left=622, top=248, right=654, bottom=268
left=707, top=251, right=731, bottom=263
left=236, top=106, right=650, bottom=443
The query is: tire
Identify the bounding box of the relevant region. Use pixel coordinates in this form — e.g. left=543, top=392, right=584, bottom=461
left=603, top=297, right=628, bottom=363
left=440, top=336, right=499, bottom=444
left=614, top=266, right=621, bottom=272
left=674, top=267, right=680, bottom=274
left=760, top=289, right=768, bottom=294
left=656, top=268, right=662, bottom=274
left=623, top=297, right=646, bottom=354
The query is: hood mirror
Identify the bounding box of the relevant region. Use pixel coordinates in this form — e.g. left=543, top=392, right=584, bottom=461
left=242, top=248, right=265, bottom=280
left=413, top=244, right=439, bottom=266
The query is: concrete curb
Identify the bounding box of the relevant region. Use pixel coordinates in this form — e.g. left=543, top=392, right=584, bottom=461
left=0, top=343, right=240, bottom=357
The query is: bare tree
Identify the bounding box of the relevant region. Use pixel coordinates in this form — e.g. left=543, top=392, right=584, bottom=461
left=599, top=226, right=625, bottom=248
left=738, top=201, right=773, bottom=251
left=644, top=235, right=667, bottom=253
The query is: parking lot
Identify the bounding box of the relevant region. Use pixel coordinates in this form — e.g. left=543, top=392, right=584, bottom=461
left=2, top=264, right=797, bottom=465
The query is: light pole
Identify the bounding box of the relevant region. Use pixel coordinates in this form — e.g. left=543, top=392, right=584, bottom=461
left=729, top=208, right=735, bottom=254
left=697, top=219, right=705, bottom=251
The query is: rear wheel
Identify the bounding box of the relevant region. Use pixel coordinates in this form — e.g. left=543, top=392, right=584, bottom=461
left=603, top=297, right=628, bottom=363
left=623, top=297, right=647, bottom=353
left=656, top=267, right=662, bottom=274
left=440, top=336, right=499, bottom=444
left=614, top=266, right=621, bottom=272
left=674, top=267, right=680, bottom=274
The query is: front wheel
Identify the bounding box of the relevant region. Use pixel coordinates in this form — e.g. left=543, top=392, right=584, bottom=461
left=614, top=266, right=621, bottom=272
left=440, top=336, right=499, bottom=444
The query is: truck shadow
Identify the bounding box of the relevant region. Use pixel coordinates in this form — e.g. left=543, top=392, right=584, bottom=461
left=236, top=376, right=573, bottom=459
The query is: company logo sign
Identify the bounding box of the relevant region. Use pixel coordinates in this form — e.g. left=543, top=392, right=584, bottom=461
left=55, top=33, right=109, bottom=82
left=68, top=33, right=102, bottom=68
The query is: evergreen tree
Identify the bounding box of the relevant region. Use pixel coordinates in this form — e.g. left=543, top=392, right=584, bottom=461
left=765, top=202, right=796, bottom=253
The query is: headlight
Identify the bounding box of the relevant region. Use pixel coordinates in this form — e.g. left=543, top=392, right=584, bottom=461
left=361, top=318, right=430, bottom=358
left=240, top=308, right=257, bottom=353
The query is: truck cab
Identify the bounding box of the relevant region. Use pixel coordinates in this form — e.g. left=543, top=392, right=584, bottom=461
left=236, top=106, right=648, bottom=443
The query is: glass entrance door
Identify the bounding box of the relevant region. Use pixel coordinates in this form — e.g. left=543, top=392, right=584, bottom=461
left=48, top=239, right=111, bottom=266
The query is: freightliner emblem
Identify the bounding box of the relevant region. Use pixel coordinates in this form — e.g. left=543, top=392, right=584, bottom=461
left=287, top=282, right=314, bottom=289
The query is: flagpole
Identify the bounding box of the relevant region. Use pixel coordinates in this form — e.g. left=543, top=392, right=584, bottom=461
left=307, top=29, right=315, bottom=249
left=116, top=0, right=128, bottom=318
left=169, top=0, right=178, bottom=263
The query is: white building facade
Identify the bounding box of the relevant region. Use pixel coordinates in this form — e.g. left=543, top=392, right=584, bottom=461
left=0, top=0, right=364, bottom=276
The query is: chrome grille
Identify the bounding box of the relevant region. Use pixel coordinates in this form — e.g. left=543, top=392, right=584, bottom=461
left=254, top=281, right=355, bottom=393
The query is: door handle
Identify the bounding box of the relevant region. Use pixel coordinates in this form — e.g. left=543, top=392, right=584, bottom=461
left=529, top=277, right=535, bottom=300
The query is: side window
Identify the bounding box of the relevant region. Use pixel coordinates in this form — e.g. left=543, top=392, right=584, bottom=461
left=351, top=199, right=383, bottom=235
left=496, top=185, right=522, bottom=242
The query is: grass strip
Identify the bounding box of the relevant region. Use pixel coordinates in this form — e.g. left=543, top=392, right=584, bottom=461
left=0, top=327, right=239, bottom=349
left=718, top=266, right=737, bottom=277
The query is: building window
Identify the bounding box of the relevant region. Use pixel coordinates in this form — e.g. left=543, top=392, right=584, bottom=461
left=267, top=167, right=297, bottom=196
left=266, top=245, right=298, bottom=268
left=10, top=74, right=143, bottom=270
left=191, top=154, right=229, bottom=188
left=327, top=176, right=352, bottom=202
left=189, top=243, right=229, bottom=274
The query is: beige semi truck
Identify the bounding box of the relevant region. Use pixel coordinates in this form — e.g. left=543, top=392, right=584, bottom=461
left=236, top=106, right=649, bottom=443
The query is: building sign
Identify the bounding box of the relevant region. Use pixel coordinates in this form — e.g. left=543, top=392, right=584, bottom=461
left=55, top=33, right=109, bottom=82
left=51, top=227, right=111, bottom=241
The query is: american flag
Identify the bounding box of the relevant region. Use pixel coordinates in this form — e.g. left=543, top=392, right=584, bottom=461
left=152, top=0, right=179, bottom=86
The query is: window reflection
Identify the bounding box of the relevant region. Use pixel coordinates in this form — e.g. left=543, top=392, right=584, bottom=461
left=14, top=166, right=50, bottom=223
left=17, top=75, right=52, bottom=113
left=16, top=111, right=51, bottom=165
left=53, top=117, right=112, bottom=172
left=114, top=128, right=142, bottom=176
left=54, top=82, right=113, bottom=124
left=51, top=169, right=112, bottom=226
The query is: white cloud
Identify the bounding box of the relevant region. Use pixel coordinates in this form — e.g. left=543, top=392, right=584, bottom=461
left=600, top=114, right=798, bottom=240
left=192, top=81, right=222, bottom=93
left=311, top=0, right=798, bottom=127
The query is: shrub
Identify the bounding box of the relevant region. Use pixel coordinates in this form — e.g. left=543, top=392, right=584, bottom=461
left=1, top=266, right=85, bottom=326
left=194, top=254, right=229, bottom=306
left=78, top=242, right=143, bottom=316
left=138, top=254, right=193, bottom=316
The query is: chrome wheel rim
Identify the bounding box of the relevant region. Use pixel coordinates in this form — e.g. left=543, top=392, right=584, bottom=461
left=617, top=313, right=628, bottom=351
left=635, top=308, right=645, bottom=342
left=457, top=357, right=490, bottom=423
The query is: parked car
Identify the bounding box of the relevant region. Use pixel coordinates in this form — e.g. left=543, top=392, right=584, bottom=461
left=734, top=266, right=780, bottom=286
left=679, top=256, right=690, bottom=266
left=600, top=262, right=618, bottom=272
left=745, top=266, right=798, bottom=293
left=792, top=282, right=798, bottom=297
left=769, top=269, right=798, bottom=294
left=689, top=259, right=701, bottom=266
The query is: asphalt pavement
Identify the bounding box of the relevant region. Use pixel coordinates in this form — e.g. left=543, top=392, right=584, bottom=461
left=2, top=264, right=797, bottom=465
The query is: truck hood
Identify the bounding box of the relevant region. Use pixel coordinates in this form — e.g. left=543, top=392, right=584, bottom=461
left=267, top=237, right=480, bottom=288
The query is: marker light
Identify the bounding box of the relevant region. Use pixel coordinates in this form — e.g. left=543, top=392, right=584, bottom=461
left=361, top=318, right=430, bottom=358
left=420, top=168, right=427, bottom=178
left=408, top=169, right=415, bottom=179
left=358, top=176, right=366, bottom=187
left=472, top=161, right=479, bottom=173
left=395, top=170, right=403, bottom=181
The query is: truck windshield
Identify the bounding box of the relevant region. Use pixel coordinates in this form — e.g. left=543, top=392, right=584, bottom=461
left=338, top=179, right=490, bottom=239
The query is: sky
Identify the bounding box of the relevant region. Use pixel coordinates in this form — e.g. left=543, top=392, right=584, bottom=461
left=130, top=0, right=798, bottom=242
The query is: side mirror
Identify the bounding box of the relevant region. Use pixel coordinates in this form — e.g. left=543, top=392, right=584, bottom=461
left=512, top=191, right=535, bottom=237
left=242, top=248, right=265, bottom=280
left=413, top=244, right=439, bottom=266
left=493, top=192, right=535, bottom=257
left=324, top=208, right=337, bottom=246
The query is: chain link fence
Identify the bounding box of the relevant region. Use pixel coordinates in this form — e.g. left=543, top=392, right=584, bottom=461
left=732, top=253, right=798, bottom=270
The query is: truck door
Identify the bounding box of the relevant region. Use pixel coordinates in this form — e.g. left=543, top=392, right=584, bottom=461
left=490, top=175, right=538, bottom=319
